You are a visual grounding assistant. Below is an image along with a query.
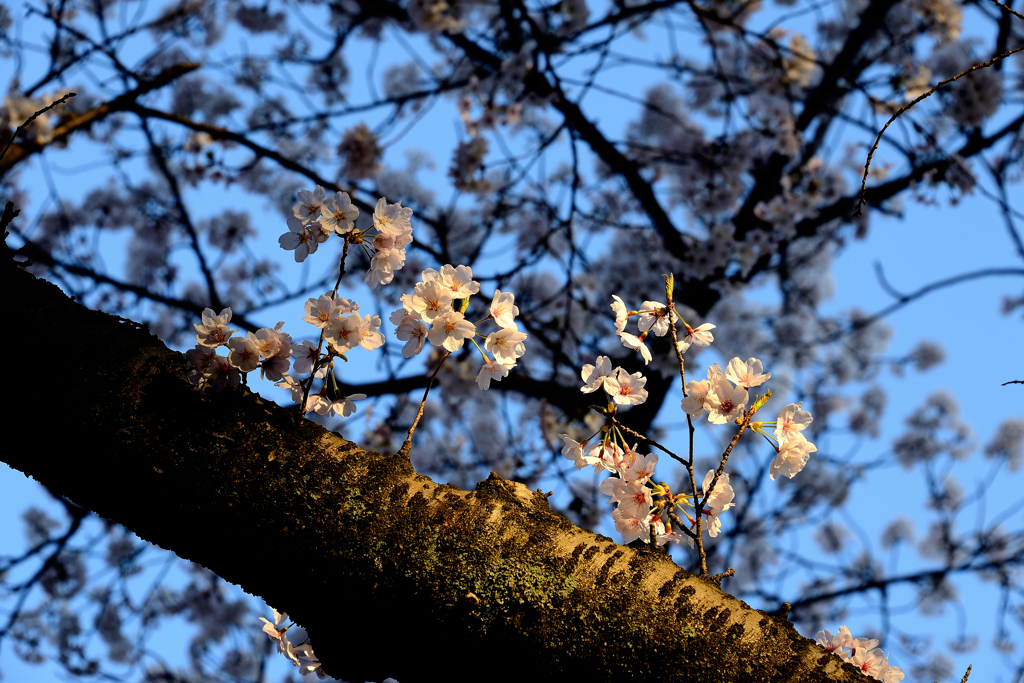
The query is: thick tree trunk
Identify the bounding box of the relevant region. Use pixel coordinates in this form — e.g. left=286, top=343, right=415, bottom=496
left=1, top=257, right=872, bottom=683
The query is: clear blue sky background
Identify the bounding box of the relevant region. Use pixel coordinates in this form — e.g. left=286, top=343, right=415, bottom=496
left=2, top=1, right=1022, bottom=681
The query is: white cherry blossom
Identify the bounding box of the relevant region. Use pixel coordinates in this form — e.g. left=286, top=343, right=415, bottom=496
left=704, top=378, right=749, bottom=424
left=249, top=327, right=283, bottom=358
left=477, top=359, right=514, bottom=390
left=227, top=337, right=260, bottom=373
left=610, top=295, right=628, bottom=333
left=290, top=340, right=320, bottom=374
left=356, top=313, right=385, bottom=351
left=317, top=393, right=366, bottom=418
left=261, top=352, right=291, bottom=383
left=605, top=480, right=653, bottom=519
left=881, top=661, right=905, bottom=683
left=325, top=312, right=363, bottom=354
left=676, top=322, right=715, bottom=353
left=680, top=378, right=711, bottom=417
left=427, top=310, right=476, bottom=351
left=622, top=451, right=658, bottom=484
left=293, top=185, right=326, bottom=222
left=605, top=367, right=648, bottom=405
left=587, top=440, right=627, bottom=473
left=560, top=435, right=599, bottom=470
left=707, top=362, right=724, bottom=382
left=319, top=191, right=359, bottom=234
left=394, top=316, right=428, bottom=357
left=775, top=402, right=813, bottom=444
left=275, top=374, right=304, bottom=403
left=194, top=307, right=237, bottom=348
left=700, top=469, right=735, bottom=537
left=848, top=647, right=886, bottom=679
left=656, top=522, right=690, bottom=548
left=305, top=393, right=330, bottom=415
left=302, top=294, right=336, bottom=328
left=724, top=357, right=771, bottom=389
left=372, top=197, right=413, bottom=236
left=598, top=476, right=629, bottom=503
left=279, top=217, right=324, bottom=262
left=428, top=264, right=480, bottom=298
left=203, top=353, right=240, bottom=391
left=580, top=356, right=615, bottom=394
left=637, top=300, right=676, bottom=337
left=411, top=280, right=453, bottom=323
left=484, top=327, right=527, bottom=363
left=619, top=332, right=652, bottom=365
left=769, top=436, right=817, bottom=480
left=185, top=344, right=216, bottom=384
left=389, top=295, right=417, bottom=324
left=489, top=290, right=519, bottom=328
left=612, top=507, right=651, bottom=544
left=814, top=629, right=849, bottom=658
left=259, top=609, right=289, bottom=640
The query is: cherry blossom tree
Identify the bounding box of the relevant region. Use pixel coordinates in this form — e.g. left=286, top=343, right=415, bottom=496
left=1, top=0, right=1022, bottom=681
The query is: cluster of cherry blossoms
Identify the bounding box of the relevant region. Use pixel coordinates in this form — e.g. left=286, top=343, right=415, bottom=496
left=186, top=307, right=294, bottom=391
left=207, top=193, right=525, bottom=681
left=389, top=265, right=527, bottom=390
left=561, top=289, right=818, bottom=551
left=680, top=359, right=817, bottom=480
left=606, top=457, right=735, bottom=549
left=271, top=290, right=380, bottom=417
left=184, top=302, right=374, bottom=418
left=611, top=295, right=715, bottom=364
left=816, top=626, right=904, bottom=683
left=560, top=356, right=736, bottom=547
left=191, top=185, right=530, bottom=419
left=278, top=186, right=414, bottom=289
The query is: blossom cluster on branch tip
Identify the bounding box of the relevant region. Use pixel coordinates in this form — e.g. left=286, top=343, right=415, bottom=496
left=610, top=294, right=715, bottom=364
left=560, top=288, right=818, bottom=550
left=186, top=307, right=293, bottom=390
left=749, top=401, right=816, bottom=480
left=389, top=265, right=527, bottom=390
left=278, top=186, right=413, bottom=290
left=816, top=626, right=904, bottom=682
left=580, top=355, right=649, bottom=405
left=680, top=358, right=770, bottom=424
left=272, top=288, right=381, bottom=416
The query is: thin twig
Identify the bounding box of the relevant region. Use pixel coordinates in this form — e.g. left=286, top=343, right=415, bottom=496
left=398, top=351, right=451, bottom=458
left=0, top=92, right=76, bottom=162
left=699, top=411, right=754, bottom=514
left=664, top=274, right=688, bottom=397
left=664, top=273, right=706, bottom=574
left=959, top=664, right=972, bottom=683
left=710, top=567, right=736, bottom=585
left=808, top=267, right=1024, bottom=346
left=612, top=419, right=686, bottom=466
left=855, top=46, right=1024, bottom=216
left=298, top=237, right=353, bottom=421
left=986, top=0, right=1024, bottom=20
left=690, top=413, right=753, bottom=576
left=0, top=64, right=199, bottom=178
left=668, top=510, right=699, bottom=542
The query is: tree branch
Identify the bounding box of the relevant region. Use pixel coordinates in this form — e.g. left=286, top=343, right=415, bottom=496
left=0, top=63, right=199, bottom=177
left=1, top=259, right=875, bottom=683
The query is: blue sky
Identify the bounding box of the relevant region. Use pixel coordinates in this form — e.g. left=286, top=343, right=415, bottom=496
left=2, top=0, right=1022, bottom=681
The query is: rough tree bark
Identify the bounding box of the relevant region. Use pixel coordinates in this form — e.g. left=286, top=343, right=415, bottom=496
left=1, top=254, right=875, bottom=683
